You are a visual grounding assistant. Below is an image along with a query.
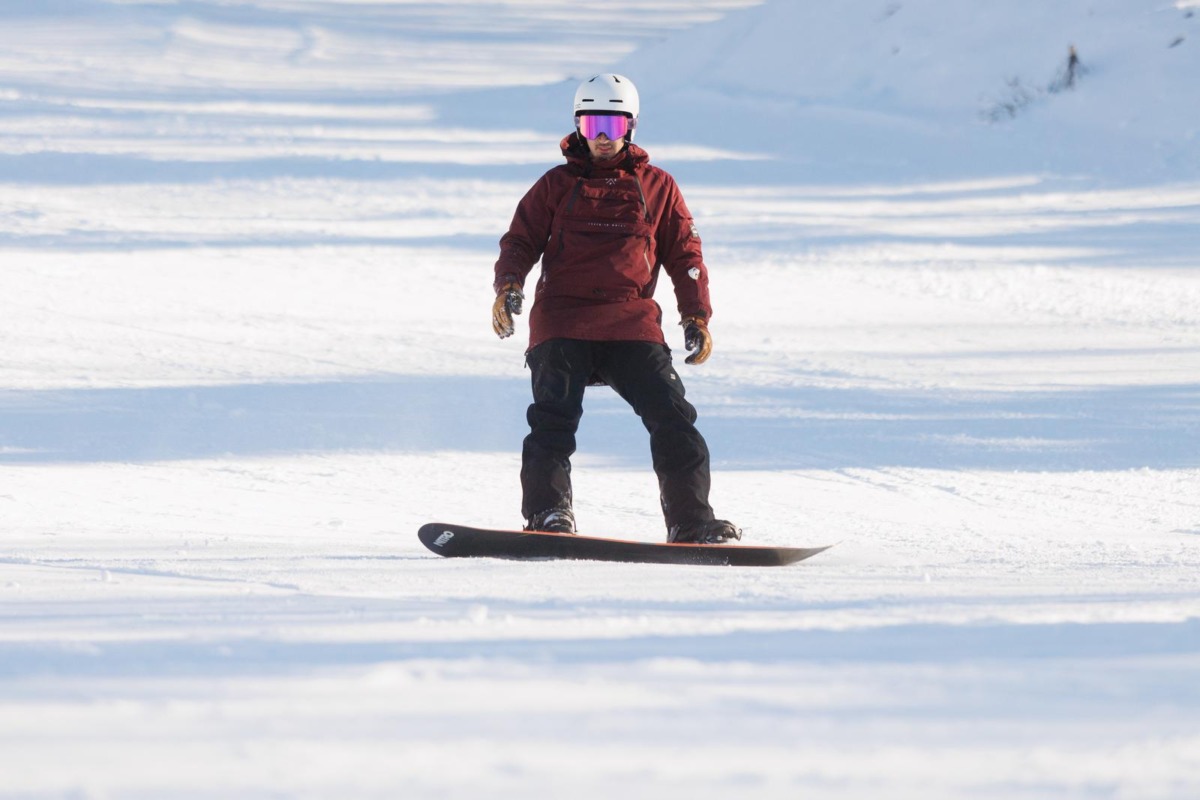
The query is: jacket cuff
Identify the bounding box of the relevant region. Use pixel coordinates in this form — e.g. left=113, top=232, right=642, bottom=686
left=494, top=274, right=522, bottom=294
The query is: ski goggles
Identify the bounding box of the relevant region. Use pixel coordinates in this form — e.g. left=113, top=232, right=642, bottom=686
left=576, top=113, right=630, bottom=140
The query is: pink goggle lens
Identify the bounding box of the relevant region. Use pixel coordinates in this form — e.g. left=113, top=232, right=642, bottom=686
left=577, top=114, right=630, bottom=140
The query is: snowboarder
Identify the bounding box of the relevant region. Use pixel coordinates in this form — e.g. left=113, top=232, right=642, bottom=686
left=491, top=73, right=741, bottom=545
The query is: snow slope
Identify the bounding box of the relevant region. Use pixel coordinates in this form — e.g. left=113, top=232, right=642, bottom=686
left=2, top=1, right=1200, bottom=798
left=623, top=0, right=1200, bottom=182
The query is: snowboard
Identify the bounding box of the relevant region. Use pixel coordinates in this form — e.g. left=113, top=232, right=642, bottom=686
left=418, top=522, right=831, bottom=567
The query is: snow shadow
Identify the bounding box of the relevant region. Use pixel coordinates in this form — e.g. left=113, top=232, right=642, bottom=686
left=0, top=376, right=529, bottom=464
left=2, top=376, right=1197, bottom=471
left=1, top=595, right=1198, bottom=681
left=696, top=381, right=1200, bottom=471
left=0, top=152, right=546, bottom=188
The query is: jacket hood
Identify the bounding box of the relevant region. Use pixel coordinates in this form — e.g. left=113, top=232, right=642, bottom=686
left=559, top=133, right=649, bottom=172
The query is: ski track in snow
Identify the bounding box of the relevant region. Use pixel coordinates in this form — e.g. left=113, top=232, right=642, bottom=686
left=2, top=1, right=1200, bottom=798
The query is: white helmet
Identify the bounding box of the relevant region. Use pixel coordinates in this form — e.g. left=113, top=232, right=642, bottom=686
left=573, top=74, right=639, bottom=138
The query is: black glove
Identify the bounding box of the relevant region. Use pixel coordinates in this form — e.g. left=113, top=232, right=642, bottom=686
left=492, top=283, right=524, bottom=339
left=681, top=315, right=712, bottom=365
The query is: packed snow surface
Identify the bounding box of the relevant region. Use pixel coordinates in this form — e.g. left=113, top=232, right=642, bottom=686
left=2, top=1, right=1199, bottom=798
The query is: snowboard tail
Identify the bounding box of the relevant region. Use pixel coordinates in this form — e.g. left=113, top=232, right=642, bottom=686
left=418, top=523, right=830, bottom=567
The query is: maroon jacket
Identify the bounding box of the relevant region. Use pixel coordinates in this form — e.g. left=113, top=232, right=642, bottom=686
left=495, top=134, right=712, bottom=350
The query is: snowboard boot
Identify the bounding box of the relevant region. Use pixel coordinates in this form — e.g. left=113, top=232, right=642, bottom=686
left=525, top=507, right=576, bottom=535
left=667, top=519, right=742, bottom=545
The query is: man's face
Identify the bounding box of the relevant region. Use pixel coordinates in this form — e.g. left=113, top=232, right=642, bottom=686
left=577, top=113, right=630, bottom=160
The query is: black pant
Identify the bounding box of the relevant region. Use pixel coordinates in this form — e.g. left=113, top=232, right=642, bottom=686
left=521, top=338, right=715, bottom=530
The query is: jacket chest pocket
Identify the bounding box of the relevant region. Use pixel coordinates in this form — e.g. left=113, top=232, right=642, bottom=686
left=570, top=182, right=647, bottom=224
left=542, top=179, right=657, bottom=300
left=547, top=179, right=652, bottom=262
